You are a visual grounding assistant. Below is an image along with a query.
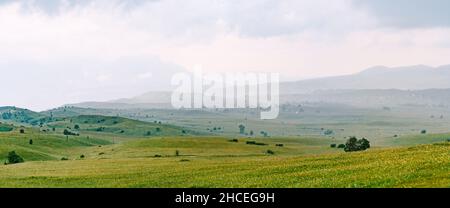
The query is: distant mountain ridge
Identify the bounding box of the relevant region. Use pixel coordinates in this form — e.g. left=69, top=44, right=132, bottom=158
left=281, top=65, right=450, bottom=94
left=66, top=65, right=450, bottom=109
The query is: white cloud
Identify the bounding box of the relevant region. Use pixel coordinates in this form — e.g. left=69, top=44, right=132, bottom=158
left=0, top=0, right=450, bottom=110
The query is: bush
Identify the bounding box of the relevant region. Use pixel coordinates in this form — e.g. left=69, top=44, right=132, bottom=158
left=180, top=159, right=190, bottom=162
left=80, top=155, right=85, bottom=159
left=74, top=124, right=80, bottom=130
left=154, top=154, right=162, bottom=158
left=324, top=129, right=334, bottom=136
left=246, top=141, right=267, bottom=146
left=175, top=150, right=180, bottom=157
left=63, top=129, right=79, bottom=136
left=29, top=139, right=33, bottom=145
left=276, top=144, right=284, bottom=147
left=6, top=151, right=24, bottom=164
left=19, top=129, right=25, bottom=134
left=266, top=150, right=275, bottom=155
left=229, top=139, right=239, bottom=143
left=246, top=141, right=256, bottom=145
left=330, top=144, right=337, bottom=148
left=344, top=137, right=371, bottom=152
left=337, top=144, right=345, bottom=148
left=61, top=157, right=69, bottom=161
left=421, top=130, right=427, bottom=134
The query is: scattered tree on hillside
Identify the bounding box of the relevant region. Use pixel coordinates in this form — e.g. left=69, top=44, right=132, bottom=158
left=238, top=124, right=245, bottom=134
left=324, top=129, right=334, bottom=136
left=344, top=137, right=371, bottom=152
left=6, top=151, right=24, bottom=164
left=63, top=129, right=79, bottom=136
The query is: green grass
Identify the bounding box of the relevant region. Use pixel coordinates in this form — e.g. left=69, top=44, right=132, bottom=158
left=45, top=115, right=201, bottom=142
left=0, top=130, right=448, bottom=188
left=0, top=127, right=111, bottom=163
left=0, top=142, right=447, bottom=188
left=1, top=108, right=449, bottom=188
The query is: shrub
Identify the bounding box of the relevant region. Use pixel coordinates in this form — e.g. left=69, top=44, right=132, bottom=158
left=74, top=124, right=80, bottom=130
left=421, top=130, right=427, bottom=134
left=19, top=129, right=25, bottom=134
left=154, top=154, right=162, bottom=158
left=344, top=137, right=371, bottom=152
left=180, top=159, right=190, bottom=162
left=330, top=144, right=337, bottom=148
left=156, top=127, right=161, bottom=132
left=63, top=129, right=79, bottom=136
left=175, top=150, right=180, bottom=157
left=337, top=144, right=345, bottom=148
left=29, top=139, right=33, bottom=145
left=238, top=124, right=245, bottom=134
left=276, top=144, right=284, bottom=147
left=6, top=151, right=24, bottom=164
left=80, top=155, right=85, bottom=159
left=98, top=152, right=105, bottom=155
left=229, top=139, right=239, bottom=143
left=246, top=141, right=267, bottom=146
left=266, top=150, right=275, bottom=155
left=324, top=129, right=334, bottom=136
left=61, top=157, right=69, bottom=161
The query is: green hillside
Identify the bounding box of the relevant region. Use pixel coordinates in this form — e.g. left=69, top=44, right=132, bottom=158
left=0, top=138, right=447, bottom=187
left=45, top=115, right=201, bottom=141
left=0, top=106, right=47, bottom=126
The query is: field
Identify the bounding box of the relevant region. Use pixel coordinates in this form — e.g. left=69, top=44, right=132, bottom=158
left=0, top=137, right=448, bottom=188
left=0, top=106, right=449, bottom=188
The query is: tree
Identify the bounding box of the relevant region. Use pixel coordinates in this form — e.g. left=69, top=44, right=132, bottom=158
left=344, top=137, right=371, bottom=152
left=249, top=130, right=254, bottom=136
left=344, top=137, right=359, bottom=152
left=6, top=151, right=24, bottom=164
left=19, top=129, right=25, bottom=134
left=238, top=124, right=245, bottom=134
left=324, top=129, right=334, bottom=136
left=29, top=139, right=33, bottom=145
left=74, top=124, right=80, bottom=130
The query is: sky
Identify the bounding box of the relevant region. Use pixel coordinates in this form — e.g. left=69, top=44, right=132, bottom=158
left=1, top=0, right=450, bottom=110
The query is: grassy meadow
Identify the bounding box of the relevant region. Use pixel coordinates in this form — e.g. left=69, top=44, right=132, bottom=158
left=0, top=106, right=449, bottom=188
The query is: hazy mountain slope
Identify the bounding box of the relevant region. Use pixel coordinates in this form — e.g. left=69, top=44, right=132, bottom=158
left=280, top=89, right=450, bottom=107
left=281, top=65, right=450, bottom=93
left=66, top=65, right=450, bottom=109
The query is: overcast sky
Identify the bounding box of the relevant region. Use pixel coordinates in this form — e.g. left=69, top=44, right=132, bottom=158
left=1, top=0, right=450, bottom=110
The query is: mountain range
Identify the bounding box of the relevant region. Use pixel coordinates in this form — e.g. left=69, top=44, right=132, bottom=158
left=68, top=65, right=450, bottom=108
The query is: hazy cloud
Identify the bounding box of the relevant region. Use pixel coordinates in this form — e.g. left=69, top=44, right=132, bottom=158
left=1, top=0, right=450, bottom=110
